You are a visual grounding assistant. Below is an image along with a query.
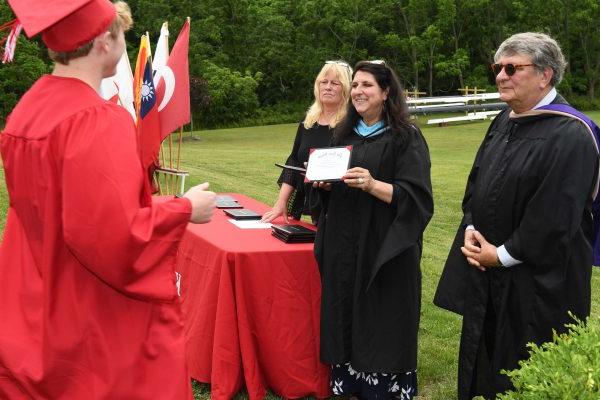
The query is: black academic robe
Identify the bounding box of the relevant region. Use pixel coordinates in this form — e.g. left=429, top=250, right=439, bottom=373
left=434, top=96, right=598, bottom=399
left=314, top=126, right=433, bottom=373
left=278, top=122, right=332, bottom=221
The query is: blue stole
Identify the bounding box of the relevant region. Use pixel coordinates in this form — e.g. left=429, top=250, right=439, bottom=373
left=353, top=119, right=389, bottom=138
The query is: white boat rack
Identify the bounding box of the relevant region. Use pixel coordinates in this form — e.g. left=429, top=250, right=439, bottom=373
left=427, top=110, right=502, bottom=126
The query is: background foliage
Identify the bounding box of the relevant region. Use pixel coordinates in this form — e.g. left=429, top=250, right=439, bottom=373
left=1, top=0, right=600, bottom=128
left=497, top=316, right=600, bottom=400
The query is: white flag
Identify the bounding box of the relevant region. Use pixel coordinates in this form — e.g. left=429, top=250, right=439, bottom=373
left=153, top=22, right=170, bottom=78
left=100, top=49, right=136, bottom=122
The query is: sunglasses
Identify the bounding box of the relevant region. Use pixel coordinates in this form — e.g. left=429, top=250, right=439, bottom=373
left=368, top=59, right=386, bottom=65
left=326, top=60, right=352, bottom=70
left=490, top=63, right=535, bottom=76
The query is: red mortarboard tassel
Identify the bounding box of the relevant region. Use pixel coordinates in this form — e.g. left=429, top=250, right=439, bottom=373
left=1, top=19, right=22, bottom=64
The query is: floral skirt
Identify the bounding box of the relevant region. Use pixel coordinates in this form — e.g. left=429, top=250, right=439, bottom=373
left=330, top=362, right=417, bottom=400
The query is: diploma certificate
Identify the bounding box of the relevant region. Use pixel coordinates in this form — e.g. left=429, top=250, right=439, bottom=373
left=304, top=146, right=352, bottom=182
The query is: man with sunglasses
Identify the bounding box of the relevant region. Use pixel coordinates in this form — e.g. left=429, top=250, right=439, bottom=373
left=435, top=32, right=600, bottom=399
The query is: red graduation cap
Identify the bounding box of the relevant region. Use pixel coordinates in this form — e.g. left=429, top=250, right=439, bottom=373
left=7, top=0, right=116, bottom=52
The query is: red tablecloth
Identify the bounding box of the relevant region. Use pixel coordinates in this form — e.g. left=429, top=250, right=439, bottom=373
left=176, top=194, right=330, bottom=400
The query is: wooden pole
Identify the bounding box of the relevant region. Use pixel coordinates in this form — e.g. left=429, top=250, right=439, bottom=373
left=160, top=142, right=169, bottom=194
left=155, top=171, right=162, bottom=195
left=176, top=127, right=184, bottom=195
left=169, top=134, right=173, bottom=169
left=168, top=133, right=174, bottom=194
left=177, top=127, right=183, bottom=171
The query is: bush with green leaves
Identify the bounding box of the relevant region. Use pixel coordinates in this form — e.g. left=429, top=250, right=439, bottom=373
left=0, top=38, right=49, bottom=123
left=497, top=316, right=600, bottom=400
left=567, top=96, right=600, bottom=112
left=194, top=61, right=262, bottom=128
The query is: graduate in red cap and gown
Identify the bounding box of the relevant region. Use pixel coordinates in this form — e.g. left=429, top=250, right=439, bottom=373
left=0, top=1, right=216, bottom=399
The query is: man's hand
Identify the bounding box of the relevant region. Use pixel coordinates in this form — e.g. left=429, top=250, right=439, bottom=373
left=464, top=229, right=480, bottom=251
left=461, top=230, right=500, bottom=271
left=183, top=182, right=217, bottom=224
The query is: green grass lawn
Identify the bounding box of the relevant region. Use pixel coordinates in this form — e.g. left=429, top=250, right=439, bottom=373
left=1, top=114, right=600, bottom=399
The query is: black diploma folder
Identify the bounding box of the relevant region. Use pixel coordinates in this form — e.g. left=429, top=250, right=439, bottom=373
left=223, top=208, right=262, bottom=220
left=217, top=200, right=243, bottom=209
left=217, top=195, right=237, bottom=202
left=274, top=163, right=306, bottom=173
left=271, top=224, right=316, bottom=243
left=216, top=195, right=243, bottom=209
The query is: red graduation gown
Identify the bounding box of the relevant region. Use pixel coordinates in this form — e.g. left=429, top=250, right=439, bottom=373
left=0, top=75, right=193, bottom=399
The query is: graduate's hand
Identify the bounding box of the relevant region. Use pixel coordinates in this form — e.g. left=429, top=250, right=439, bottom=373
left=184, top=182, right=217, bottom=224
left=261, top=199, right=288, bottom=223
left=343, top=167, right=374, bottom=192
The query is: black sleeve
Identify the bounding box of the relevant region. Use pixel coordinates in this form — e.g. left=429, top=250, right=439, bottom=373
left=277, top=123, right=305, bottom=188
left=504, top=119, right=599, bottom=268
left=369, top=127, right=434, bottom=288
left=391, top=127, right=433, bottom=223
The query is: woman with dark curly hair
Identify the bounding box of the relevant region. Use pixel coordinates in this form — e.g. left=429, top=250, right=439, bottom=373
left=314, top=61, right=433, bottom=400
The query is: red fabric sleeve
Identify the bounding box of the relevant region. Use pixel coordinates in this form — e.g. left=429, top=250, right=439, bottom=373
left=60, top=105, right=191, bottom=301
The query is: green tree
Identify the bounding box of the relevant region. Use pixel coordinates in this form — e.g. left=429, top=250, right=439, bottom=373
left=421, top=24, right=443, bottom=95
left=3, top=0, right=600, bottom=127
left=395, top=0, right=433, bottom=91
left=195, top=60, right=261, bottom=128
left=0, top=2, right=48, bottom=122
left=568, top=0, right=600, bottom=100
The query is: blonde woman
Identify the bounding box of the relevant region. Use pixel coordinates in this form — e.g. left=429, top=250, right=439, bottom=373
left=262, top=61, right=352, bottom=224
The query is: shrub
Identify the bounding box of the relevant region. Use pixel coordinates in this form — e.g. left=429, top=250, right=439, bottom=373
left=462, top=64, right=496, bottom=93
left=189, top=75, right=211, bottom=116
left=229, top=101, right=307, bottom=128
left=191, top=101, right=306, bottom=130
left=566, top=95, right=600, bottom=112
left=194, top=61, right=262, bottom=128
left=497, top=316, right=600, bottom=400
left=0, top=38, right=49, bottom=123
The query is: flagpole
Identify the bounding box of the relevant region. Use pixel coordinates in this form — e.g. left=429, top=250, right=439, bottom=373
left=168, top=132, right=174, bottom=192
left=159, top=143, right=168, bottom=194
left=177, top=127, right=183, bottom=171
left=154, top=170, right=162, bottom=194
left=169, top=134, right=173, bottom=170
left=146, top=31, right=151, bottom=62
left=190, top=115, right=194, bottom=139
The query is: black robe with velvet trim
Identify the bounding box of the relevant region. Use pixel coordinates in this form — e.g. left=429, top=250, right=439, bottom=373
left=314, top=126, right=433, bottom=373
left=434, top=96, right=598, bottom=399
